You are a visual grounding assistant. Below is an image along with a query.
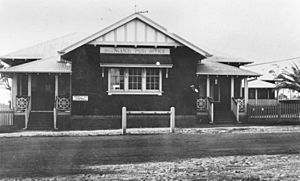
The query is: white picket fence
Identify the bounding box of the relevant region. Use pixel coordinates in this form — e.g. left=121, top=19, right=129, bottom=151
left=0, top=104, right=13, bottom=126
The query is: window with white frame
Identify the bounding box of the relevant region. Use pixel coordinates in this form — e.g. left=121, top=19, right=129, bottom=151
left=108, top=67, right=162, bottom=95
left=110, top=68, right=125, bottom=90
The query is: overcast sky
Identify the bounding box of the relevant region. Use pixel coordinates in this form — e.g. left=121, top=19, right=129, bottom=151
left=0, top=0, right=299, bottom=62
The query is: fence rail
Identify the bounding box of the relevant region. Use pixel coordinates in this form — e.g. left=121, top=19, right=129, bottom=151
left=0, top=104, right=13, bottom=126
left=248, top=101, right=300, bottom=121
left=121, top=107, right=175, bottom=134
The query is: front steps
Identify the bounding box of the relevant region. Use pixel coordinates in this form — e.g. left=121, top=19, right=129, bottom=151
left=27, top=111, right=54, bottom=130
left=214, top=111, right=237, bottom=124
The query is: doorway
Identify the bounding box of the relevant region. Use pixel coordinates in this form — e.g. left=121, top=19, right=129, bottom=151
left=211, top=76, right=231, bottom=111
left=31, top=74, right=55, bottom=111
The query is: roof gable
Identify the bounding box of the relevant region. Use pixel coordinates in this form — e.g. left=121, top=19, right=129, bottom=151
left=59, top=13, right=211, bottom=57
left=89, top=18, right=181, bottom=47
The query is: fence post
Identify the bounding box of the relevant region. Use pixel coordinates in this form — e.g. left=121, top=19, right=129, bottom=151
left=53, top=108, right=57, bottom=130
left=122, top=107, right=127, bottom=135
left=170, top=107, right=175, bottom=133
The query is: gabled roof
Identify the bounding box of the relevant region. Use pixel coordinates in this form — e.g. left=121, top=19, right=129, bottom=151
left=0, top=33, right=87, bottom=60
left=58, top=13, right=211, bottom=57
left=197, top=60, right=260, bottom=76
left=0, top=56, right=71, bottom=73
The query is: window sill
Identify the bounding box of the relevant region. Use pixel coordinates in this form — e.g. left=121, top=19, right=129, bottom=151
left=107, top=91, right=162, bottom=96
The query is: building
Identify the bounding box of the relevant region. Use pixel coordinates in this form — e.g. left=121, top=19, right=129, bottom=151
left=0, top=13, right=259, bottom=130
left=244, top=57, right=300, bottom=101
left=242, top=79, right=276, bottom=105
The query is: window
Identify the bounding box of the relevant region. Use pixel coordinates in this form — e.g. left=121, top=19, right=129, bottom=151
left=146, top=69, right=160, bottom=90
left=108, top=68, right=162, bottom=95
left=128, top=68, right=142, bottom=90
left=110, top=68, right=125, bottom=90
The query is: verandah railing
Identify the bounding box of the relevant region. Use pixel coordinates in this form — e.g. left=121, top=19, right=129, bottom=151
left=53, top=96, right=71, bottom=129
left=15, top=96, right=31, bottom=129
left=248, top=100, right=300, bottom=121
left=248, top=99, right=278, bottom=105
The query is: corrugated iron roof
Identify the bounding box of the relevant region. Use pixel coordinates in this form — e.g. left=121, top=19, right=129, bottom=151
left=244, top=79, right=276, bottom=88
left=0, top=33, right=87, bottom=60
left=0, top=56, right=71, bottom=73
left=197, top=60, right=260, bottom=76
left=205, top=56, right=253, bottom=65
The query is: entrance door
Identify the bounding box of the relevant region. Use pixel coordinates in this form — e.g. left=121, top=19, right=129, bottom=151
left=212, top=77, right=231, bottom=111
left=31, top=74, right=55, bottom=111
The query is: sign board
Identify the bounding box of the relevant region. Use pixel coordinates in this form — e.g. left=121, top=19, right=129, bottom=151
left=100, top=47, right=170, bottom=55
left=72, top=95, right=88, bottom=101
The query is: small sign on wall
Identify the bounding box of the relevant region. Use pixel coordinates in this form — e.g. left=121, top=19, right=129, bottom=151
left=72, top=95, right=88, bottom=101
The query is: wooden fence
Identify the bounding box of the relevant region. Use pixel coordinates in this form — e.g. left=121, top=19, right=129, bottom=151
left=121, top=107, right=175, bottom=134
left=0, top=104, right=13, bottom=126
left=248, top=100, right=300, bottom=121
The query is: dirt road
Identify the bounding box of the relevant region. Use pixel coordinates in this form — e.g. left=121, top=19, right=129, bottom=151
left=1, top=132, right=300, bottom=178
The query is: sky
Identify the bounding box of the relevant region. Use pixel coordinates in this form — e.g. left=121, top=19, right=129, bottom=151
left=0, top=0, right=300, bottom=62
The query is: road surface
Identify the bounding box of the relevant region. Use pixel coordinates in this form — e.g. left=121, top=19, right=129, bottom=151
left=1, top=132, right=300, bottom=178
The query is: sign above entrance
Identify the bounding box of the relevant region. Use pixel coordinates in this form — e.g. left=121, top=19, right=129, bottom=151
left=100, top=47, right=170, bottom=55
left=72, top=95, right=88, bottom=101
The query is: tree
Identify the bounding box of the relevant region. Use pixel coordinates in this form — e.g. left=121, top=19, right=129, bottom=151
left=0, top=62, right=11, bottom=90
left=275, top=64, right=300, bottom=92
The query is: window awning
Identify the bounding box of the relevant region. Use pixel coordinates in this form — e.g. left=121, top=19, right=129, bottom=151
left=99, top=54, right=173, bottom=68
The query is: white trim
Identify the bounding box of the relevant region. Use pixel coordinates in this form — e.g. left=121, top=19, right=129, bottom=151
left=55, top=75, right=58, bottom=98
left=124, top=68, right=129, bottom=91
left=159, top=69, right=162, bottom=92
left=107, top=67, right=163, bottom=95
left=12, top=74, right=18, bottom=109
left=107, top=68, right=111, bottom=92
left=244, top=78, right=248, bottom=112
left=206, top=76, right=210, bottom=97
left=141, top=68, right=146, bottom=91
left=108, top=91, right=162, bottom=96
left=100, top=63, right=173, bottom=68
left=28, top=74, right=31, bottom=97
left=58, top=13, right=210, bottom=57
left=89, top=41, right=181, bottom=47
left=230, top=76, right=234, bottom=98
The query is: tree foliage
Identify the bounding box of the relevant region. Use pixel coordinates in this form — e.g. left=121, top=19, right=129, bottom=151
left=275, top=64, right=300, bottom=92
left=0, top=62, right=11, bottom=90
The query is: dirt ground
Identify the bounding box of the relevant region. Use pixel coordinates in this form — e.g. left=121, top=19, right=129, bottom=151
left=2, top=125, right=300, bottom=137
left=4, top=154, right=300, bottom=180
left=1, top=126, right=300, bottom=180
